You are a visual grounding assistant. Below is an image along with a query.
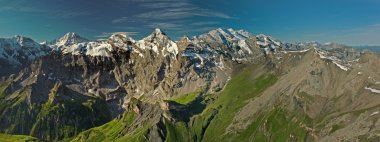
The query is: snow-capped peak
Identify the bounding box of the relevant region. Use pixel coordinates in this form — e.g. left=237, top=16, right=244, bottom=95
left=40, top=41, right=48, bottom=45
left=194, top=28, right=252, bottom=45
left=108, top=33, right=133, bottom=50
left=56, top=32, right=88, bottom=46
left=140, top=28, right=171, bottom=46
left=0, top=35, right=47, bottom=65
left=256, top=34, right=282, bottom=47
left=236, top=29, right=252, bottom=38
left=154, top=28, right=164, bottom=35
left=136, top=28, right=178, bottom=57
left=144, top=28, right=168, bottom=41
left=11, top=35, right=41, bottom=48
left=213, top=28, right=232, bottom=38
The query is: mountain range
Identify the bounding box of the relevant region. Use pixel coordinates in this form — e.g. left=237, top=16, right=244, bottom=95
left=1, top=28, right=380, bottom=142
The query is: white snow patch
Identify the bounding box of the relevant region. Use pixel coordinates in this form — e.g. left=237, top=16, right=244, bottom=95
left=153, top=89, right=159, bottom=96
left=256, top=41, right=268, bottom=46
left=365, top=87, right=380, bottom=94
left=215, top=56, right=225, bottom=70
left=152, top=45, right=158, bottom=53
left=316, top=49, right=350, bottom=71
left=264, top=47, right=271, bottom=55
left=163, top=41, right=179, bottom=57
left=132, top=49, right=144, bottom=58
left=195, top=53, right=204, bottom=67
left=285, top=48, right=311, bottom=53
left=85, top=42, right=114, bottom=57
left=332, top=61, right=349, bottom=71
left=316, top=49, right=329, bottom=59
left=138, top=53, right=144, bottom=58
left=135, top=40, right=159, bottom=54
left=370, top=111, right=379, bottom=116
left=238, top=40, right=252, bottom=54
left=273, top=41, right=281, bottom=46
left=88, top=89, right=95, bottom=94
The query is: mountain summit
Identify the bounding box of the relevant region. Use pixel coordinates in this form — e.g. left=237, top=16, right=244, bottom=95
left=55, top=32, right=88, bottom=46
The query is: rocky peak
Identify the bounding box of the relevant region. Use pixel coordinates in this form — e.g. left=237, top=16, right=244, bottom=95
left=6, top=35, right=41, bottom=49
left=154, top=28, right=165, bottom=35
left=176, top=35, right=191, bottom=52
left=143, top=28, right=170, bottom=42
left=56, top=32, right=88, bottom=46
left=256, top=34, right=282, bottom=47
left=108, top=33, right=133, bottom=50
left=211, top=28, right=232, bottom=38
left=179, top=35, right=191, bottom=43
left=195, top=28, right=251, bottom=46
left=136, top=28, right=178, bottom=57
left=0, top=35, right=48, bottom=76
left=14, top=35, right=27, bottom=44
left=227, top=28, right=252, bottom=39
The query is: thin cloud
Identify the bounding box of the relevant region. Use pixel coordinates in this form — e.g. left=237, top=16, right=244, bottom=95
left=112, top=0, right=234, bottom=24
left=146, top=22, right=182, bottom=30
left=136, top=8, right=194, bottom=19
left=191, top=21, right=220, bottom=26
left=135, top=7, right=234, bottom=20
left=139, top=2, right=191, bottom=9
left=0, top=5, right=91, bottom=18
left=95, top=32, right=139, bottom=39
left=112, top=17, right=129, bottom=24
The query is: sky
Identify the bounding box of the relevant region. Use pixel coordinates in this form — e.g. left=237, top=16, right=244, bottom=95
left=0, top=0, right=379, bottom=45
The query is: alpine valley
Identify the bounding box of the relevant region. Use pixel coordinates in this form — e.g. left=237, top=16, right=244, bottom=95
left=1, top=28, right=380, bottom=142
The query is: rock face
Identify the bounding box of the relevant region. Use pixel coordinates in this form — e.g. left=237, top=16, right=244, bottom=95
left=0, top=29, right=240, bottom=140
left=1, top=28, right=380, bottom=141
left=0, top=36, right=50, bottom=76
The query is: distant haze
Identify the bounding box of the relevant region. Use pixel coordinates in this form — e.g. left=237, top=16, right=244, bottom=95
left=353, top=46, right=380, bottom=53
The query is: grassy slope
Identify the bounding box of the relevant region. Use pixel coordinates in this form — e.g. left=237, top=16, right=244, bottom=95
left=70, top=111, right=140, bottom=142
left=0, top=81, right=112, bottom=141
left=72, top=108, right=193, bottom=142
left=29, top=98, right=111, bottom=141
left=170, top=92, right=200, bottom=105
left=165, top=119, right=190, bottom=142
left=192, top=65, right=279, bottom=142
left=230, top=107, right=312, bottom=142
left=0, top=86, right=40, bottom=135
left=0, top=82, right=10, bottom=97
left=192, top=65, right=312, bottom=142
left=0, top=134, right=40, bottom=142
left=162, top=65, right=311, bottom=142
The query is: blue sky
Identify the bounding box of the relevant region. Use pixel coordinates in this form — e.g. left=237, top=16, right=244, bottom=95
left=0, top=0, right=379, bottom=45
